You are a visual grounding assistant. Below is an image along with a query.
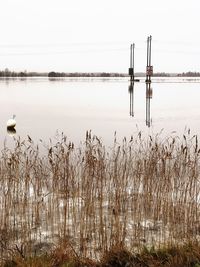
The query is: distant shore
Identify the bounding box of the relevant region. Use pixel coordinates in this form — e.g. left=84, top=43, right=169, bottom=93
left=0, top=69, right=200, bottom=78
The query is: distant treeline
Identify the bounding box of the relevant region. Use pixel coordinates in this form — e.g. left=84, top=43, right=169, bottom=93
left=48, top=72, right=127, bottom=77
left=177, top=72, right=200, bottom=77
left=0, top=69, right=127, bottom=78
left=0, top=68, right=46, bottom=77
left=152, top=72, right=170, bottom=77
left=0, top=68, right=200, bottom=77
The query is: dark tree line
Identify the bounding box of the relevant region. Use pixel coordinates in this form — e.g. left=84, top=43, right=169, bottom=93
left=0, top=69, right=127, bottom=77
left=48, top=72, right=127, bottom=77
left=0, top=68, right=46, bottom=77
left=153, top=72, right=170, bottom=77
left=0, top=69, right=200, bottom=78
left=177, top=72, right=200, bottom=77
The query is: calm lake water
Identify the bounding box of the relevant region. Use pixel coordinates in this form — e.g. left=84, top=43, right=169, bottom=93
left=1, top=76, right=200, bottom=147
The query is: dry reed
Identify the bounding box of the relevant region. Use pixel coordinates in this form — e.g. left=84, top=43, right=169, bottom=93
left=0, top=130, right=200, bottom=264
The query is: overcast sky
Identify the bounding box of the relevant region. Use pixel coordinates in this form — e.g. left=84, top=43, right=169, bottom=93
left=0, top=0, right=199, bottom=73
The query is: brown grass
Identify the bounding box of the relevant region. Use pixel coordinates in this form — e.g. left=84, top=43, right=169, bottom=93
left=2, top=242, right=200, bottom=266
left=0, top=130, right=200, bottom=265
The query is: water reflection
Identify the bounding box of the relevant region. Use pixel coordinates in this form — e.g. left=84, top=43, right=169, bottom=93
left=128, top=81, right=134, bottom=117
left=128, top=81, right=153, bottom=127
left=3, top=77, right=200, bottom=148
left=146, top=82, right=153, bottom=127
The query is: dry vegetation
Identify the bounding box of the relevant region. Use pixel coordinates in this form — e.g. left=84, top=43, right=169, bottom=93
left=0, top=130, right=200, bottom=266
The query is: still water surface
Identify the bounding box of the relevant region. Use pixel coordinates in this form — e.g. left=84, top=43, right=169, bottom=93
left=1, top=77, right=200, bottom=147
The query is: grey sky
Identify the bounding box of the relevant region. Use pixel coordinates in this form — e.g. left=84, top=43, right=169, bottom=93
left=0, top=0, right=199, bottom=73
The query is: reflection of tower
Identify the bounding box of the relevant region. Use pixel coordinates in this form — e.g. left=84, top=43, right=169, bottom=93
left=128, top=81, right=134, bottom=117
left=146, top=82, right=153, bottom=127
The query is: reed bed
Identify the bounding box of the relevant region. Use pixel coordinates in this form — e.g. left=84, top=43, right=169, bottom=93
left=0, top=131, right=200, bottom=264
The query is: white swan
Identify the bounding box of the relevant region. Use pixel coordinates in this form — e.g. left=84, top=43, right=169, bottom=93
left=7, top=115, right=16, bottom=128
